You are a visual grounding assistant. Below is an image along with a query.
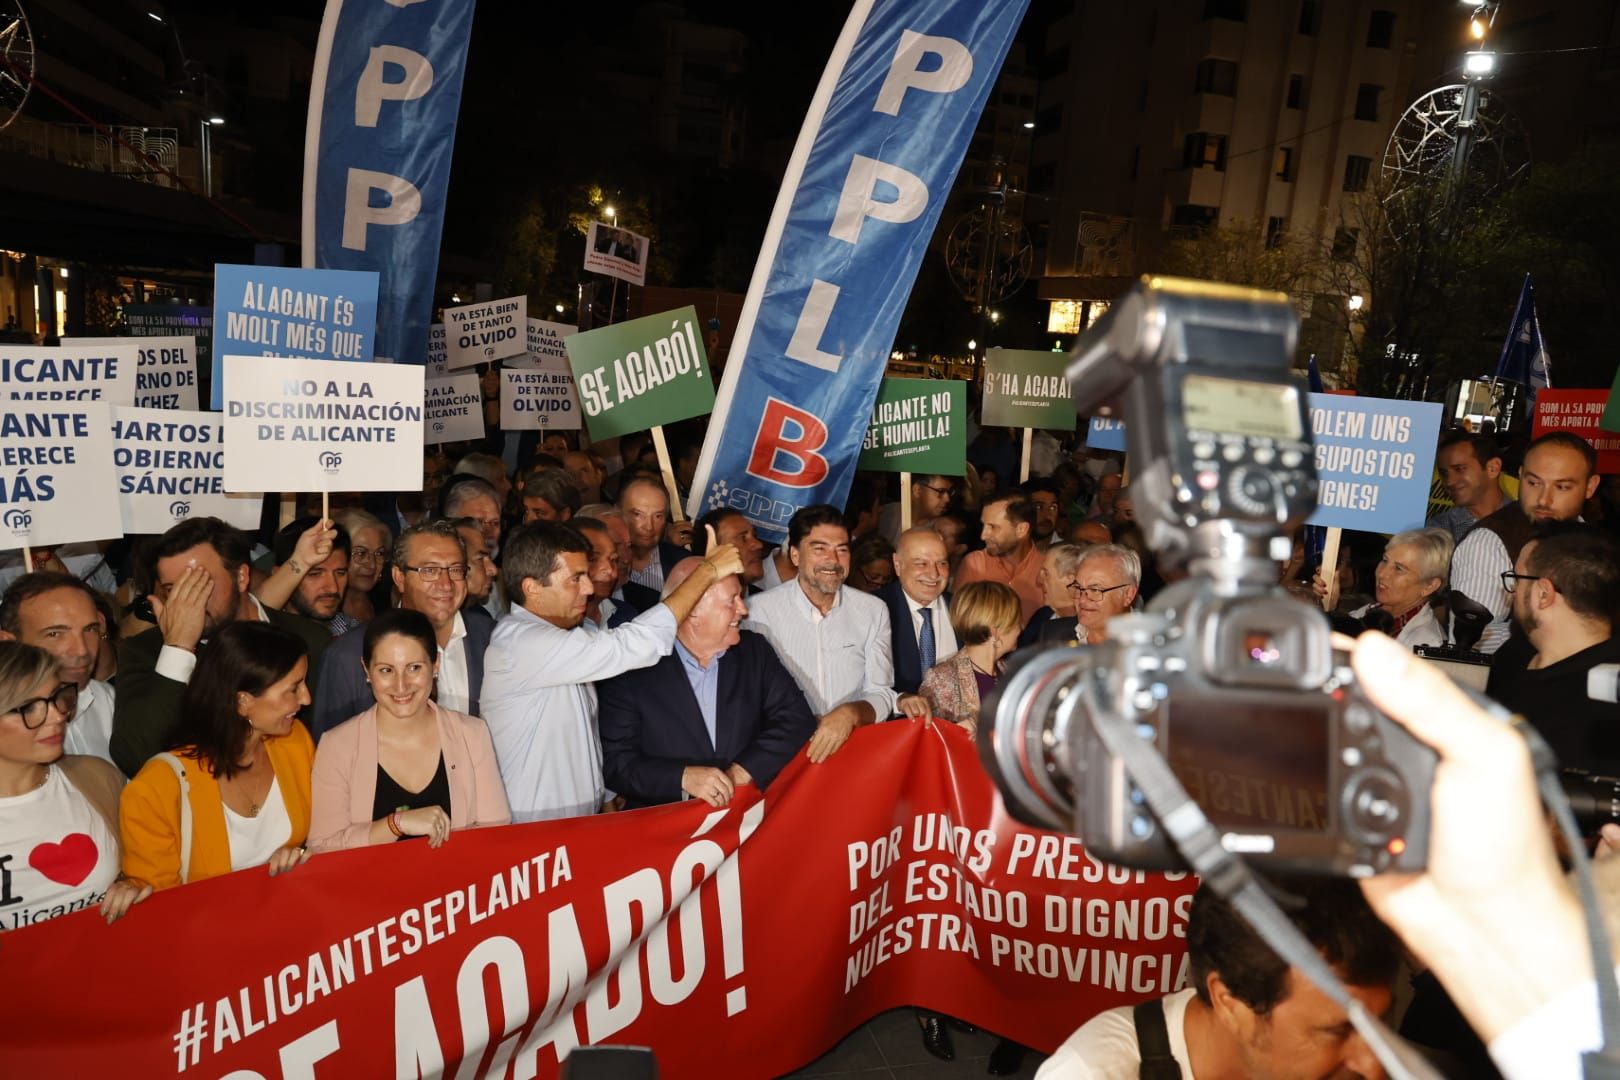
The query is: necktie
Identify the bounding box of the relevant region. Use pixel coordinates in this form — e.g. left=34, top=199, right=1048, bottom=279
left=918, top=606, right=936, bottom=673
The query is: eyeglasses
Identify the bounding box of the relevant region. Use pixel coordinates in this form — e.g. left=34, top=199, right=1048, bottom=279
left=3, top=683, right=78, bottom=730
left=351, top=547, right=384, bottom=564
left=403, top=564, right=469, bottom=582
left=1068, top=582, right=1131, bottom=600
left=1501, top=571, right=1545, bottom=594
left=919, top=484, right=956, bottom=498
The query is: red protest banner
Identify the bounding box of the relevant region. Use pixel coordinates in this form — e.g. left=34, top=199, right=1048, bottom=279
left=1533, top=389, right=1620, bottom=473
left=0, top=721, right=1195, bottom=1078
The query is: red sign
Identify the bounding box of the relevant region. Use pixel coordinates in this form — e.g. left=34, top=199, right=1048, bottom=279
left=1533, top=389, right=1620, bottom=473
left=0, top=722, right=1195, bottom=1078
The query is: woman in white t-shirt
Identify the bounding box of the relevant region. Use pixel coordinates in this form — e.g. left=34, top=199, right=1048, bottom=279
left=0, top=643, right=149, bottom=930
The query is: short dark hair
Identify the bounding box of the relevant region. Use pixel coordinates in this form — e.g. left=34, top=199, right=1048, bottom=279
left=1526, top=522, right=1620, bottom=623
left=1526, top=431, right=1599, bottom=478
left=693, top=508, right=745, bottom=556
left=522, top=452, right=565, bottom=474
left=1436, top=430, right=1502, bottom=469
left=787, top=504, right=848, bottom=550
left=0, top=572, right=100, bottom=636
left=437, top=474, right=502, bottom=519
left=986, top=492, right=1036, bottom=531
left=1020, top=477, right=1059, bottom=499
left=273, top=517, right=351, bottom=567
left=146, top=517, right=252, bottom=583
left=392, top=519, right=467, bottom=570
left=501, top=521, right=591, bottom=599
left=362, top=608, right=438, bottom=667
left=1188, top=878, right=1400, bottom=1014
left=170, top=622, right=308, bottom=781
left=523, top=469, right=582, bottom=516
left=852, top=532, right=894, bottom=569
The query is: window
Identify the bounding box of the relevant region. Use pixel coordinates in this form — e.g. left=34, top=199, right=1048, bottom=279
left=1183, top=132, right=1229, bottom=171
left=1194, top=59, right=1239, bottom=96
left=1332, top=227, right=1360, bottom=260
left=1287, top=74, right=1307, bottom=110
left=1267, top=217, right=1287, bottom=248
left=1203, top=0, right=1247, bottom=20
left=1298, top=0, right=1320, bottom=36
left=1128, top=144, right=1140, bottom=180
left=1343, top=155, right=1372, bottom=192
left=1172, top=204, right=1220, bottom=231
left=1355, top=84, right=1382, bottom=122
left=1367, top=10, right=1396, bottom=48
left=1274, top=146, right=1295, bottom=181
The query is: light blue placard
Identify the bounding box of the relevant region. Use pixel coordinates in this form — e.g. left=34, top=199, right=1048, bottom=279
left=1086, top=416, right=1126, bottom=451
left=1305, top=393, right=1442, bottom=533
left=210, top=264, right=379, bottom=409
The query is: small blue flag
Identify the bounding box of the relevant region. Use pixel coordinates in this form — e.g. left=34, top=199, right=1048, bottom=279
left=1493, top=274, right=1552, bottom=408
left=1307, top=353, right=1324, bottom=393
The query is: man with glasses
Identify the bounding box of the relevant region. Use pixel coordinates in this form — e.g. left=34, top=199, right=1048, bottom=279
left=878, top=474, right=958, bottom=545
left=311, top=521, right=497, bottom=739
left=1071, top=544, right=1141, bottom=645
left=0, top=572, right=116, bottom=764
left=1487, top=523, right=1620, bottom=774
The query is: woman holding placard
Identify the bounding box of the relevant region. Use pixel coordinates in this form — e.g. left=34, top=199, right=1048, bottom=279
left=307, top=609, right=508, bottom=851
left=1315, top=528, right=1453, bottom=649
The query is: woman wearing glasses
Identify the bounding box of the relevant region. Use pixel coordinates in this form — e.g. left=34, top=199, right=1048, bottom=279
left=897, top=581, right=1024, bottom=737
left=308, top=609, right=509, bottom=850
left=119, top=623, right=316, bottom=890
left=1343, top=528, right=1453, bottom=649
left=0, top=642, right=148, bottom=927
left=334, top=509, right=394, bottom=622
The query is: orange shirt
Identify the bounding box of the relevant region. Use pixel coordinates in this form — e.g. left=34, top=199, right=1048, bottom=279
left=954, top=544, right=1045, bottom=627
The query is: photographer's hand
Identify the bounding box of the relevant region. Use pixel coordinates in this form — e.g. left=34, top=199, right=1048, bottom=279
left=1352, top=631, right=1592, bottom=1046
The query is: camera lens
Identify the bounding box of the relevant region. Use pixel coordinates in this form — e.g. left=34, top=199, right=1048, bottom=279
left=978, top=646, right=1087, bottom=832
left=1560, top=769, right=1620, bottom=835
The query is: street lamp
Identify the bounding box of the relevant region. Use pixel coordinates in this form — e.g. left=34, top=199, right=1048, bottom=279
left=603, top=205, right=616, bottom=223
left=555, top=303, right=565, bottom=315
left=1348, top=294, right=1364, bottom=312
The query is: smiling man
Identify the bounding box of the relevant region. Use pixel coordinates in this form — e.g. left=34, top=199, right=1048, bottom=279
left=0, top=572, right=116, bottom=764
left=1428, top=431, right=1506, bottom=543
left=879, top=527, right=956, bottom=696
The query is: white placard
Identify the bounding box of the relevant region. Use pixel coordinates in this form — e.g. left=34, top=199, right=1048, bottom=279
left=0, top=402, right=121, bottom=550
left=425, top=372, right=485, bottom=445
left=0, top=344, right=140, bottom=405
left=501, top=359, right=582, bottom=430
left=425, top=323, right=449, bottom=376
left=67, top=335, right=200, bottom=410
left=222, top=355, right=425, bottom=493
left=582, top=221, right=649, bottom=286
left=442, top=295, right=526, bottom=369
left=112, top=407, right=262, bottom=533
left=506, top=317, right=577, bottom=369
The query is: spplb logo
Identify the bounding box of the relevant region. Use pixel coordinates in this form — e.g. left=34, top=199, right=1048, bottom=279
left=2, top=508, right=32, bottom=538
left=318, top=451, right=343, bottom=475
left=169, top=501, right=191, bottom=520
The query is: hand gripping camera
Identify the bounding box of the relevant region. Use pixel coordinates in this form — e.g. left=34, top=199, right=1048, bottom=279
left=980, top=277, right=1436, bottom=876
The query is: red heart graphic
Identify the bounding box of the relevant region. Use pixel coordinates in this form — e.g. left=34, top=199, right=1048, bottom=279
left=29, top=833, right=98, bottom=887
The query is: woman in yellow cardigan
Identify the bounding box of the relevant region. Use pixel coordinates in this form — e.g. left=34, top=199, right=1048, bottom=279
left=120, top=622, right=316, bottom=890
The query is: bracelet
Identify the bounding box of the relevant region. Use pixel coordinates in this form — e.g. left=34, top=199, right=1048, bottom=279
left=386, top=810, right=403, bottom=837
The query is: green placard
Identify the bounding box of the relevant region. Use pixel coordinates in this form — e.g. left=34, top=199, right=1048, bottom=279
left=858, top=378, right=966, bottom=474
left=1603, top=367, right=1620, bottom=434
left=565, top=306, right=716, bottom=439
left=980, top=348, right=1077, bottom=431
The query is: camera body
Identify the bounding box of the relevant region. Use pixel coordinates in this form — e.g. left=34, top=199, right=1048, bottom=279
left=980, top=277, right=1436, bottom=876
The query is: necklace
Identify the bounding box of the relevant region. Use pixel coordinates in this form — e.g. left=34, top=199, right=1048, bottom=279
left=968, top=655, right=998, bottom=677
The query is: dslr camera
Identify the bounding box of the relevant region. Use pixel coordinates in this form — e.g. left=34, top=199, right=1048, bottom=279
left=980, top=277, right=1435, bottom=876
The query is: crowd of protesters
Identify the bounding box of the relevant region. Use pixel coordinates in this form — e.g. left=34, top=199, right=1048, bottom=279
left=3, top=412, right=1619, bottom=1077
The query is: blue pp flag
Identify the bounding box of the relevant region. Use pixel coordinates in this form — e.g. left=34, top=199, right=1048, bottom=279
left=1493, top=274, right=1552, bottom=408
left=1306, top=353, right=1324, bottom=393
left=686, top=0, right=1030, bottom=541
left=301, top=0, right=477, bottom=366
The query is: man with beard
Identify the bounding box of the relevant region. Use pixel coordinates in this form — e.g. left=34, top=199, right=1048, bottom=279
left=1022, top=478, right=1062, bottom=551
left=879, top=528, right=956, bottom=696
left=956, top=492, right=1044, bottom=626
left=0, top=572, right=117, bottom=764
left=1428, top=431, right=1507, bottom=544
left=1450, top=432, right=1599, bottom=653
left=110, top=517, right=329, bottom=776
left=258, top=517, right=358, bottom=636
left=745, top=505, right=896, bottom=763
left=1487, top=523, right=1620, bottom=774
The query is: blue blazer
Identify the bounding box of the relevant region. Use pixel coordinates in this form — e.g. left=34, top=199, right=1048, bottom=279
left=879, top=579, right=951, bottom=696
left=310, top=606, right=496, bottom=740
left=597, top=630, right=816, bottom=809
left=622, top=540, right=694, bottom=613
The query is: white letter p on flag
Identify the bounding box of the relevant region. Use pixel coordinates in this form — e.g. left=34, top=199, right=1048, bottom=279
left=874, top=30, right=973, bottom=116
left=343, top=169, right=422, bottom=251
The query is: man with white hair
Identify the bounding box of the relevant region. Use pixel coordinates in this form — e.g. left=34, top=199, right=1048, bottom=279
left=1072, top=543, right=1140, bottom=645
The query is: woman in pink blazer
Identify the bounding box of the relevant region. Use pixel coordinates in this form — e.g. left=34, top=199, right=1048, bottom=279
left=309, top=609, right=509, bottom=851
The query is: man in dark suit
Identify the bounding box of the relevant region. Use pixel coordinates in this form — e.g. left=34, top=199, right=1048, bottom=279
left=598, top=558, right=815, bottom=809
left=619, top=476, right=693, bottom=612
left=879, top=528, right=956, bottom=697
left=111, top=517, right=330, bottom=777
left=311, top=520, right=494, bottom=739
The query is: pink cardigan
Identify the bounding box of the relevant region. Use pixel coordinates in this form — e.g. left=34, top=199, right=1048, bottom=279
left=308, top=702, right=511, bottom=851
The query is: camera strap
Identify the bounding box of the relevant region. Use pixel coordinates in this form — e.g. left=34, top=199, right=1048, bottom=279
left=1082, top=666, right=1443, bottom=1080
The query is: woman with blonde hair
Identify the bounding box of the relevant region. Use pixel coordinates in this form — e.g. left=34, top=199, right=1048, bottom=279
left=898, top=580, right=1023, bottom=738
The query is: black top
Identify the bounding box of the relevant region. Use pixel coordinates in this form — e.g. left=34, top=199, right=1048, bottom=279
left=373, top=754, right=451, bottom=837
left=1487, top=634, right=1620, bottom=775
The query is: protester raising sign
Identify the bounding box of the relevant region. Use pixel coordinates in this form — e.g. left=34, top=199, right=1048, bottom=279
left=0, top=721, right=1194, bottom=1077
left=1305, top=393, right=1442, bottom=532
left=1086, top=416, right=1126, bottom=453
left=424, top=372, right=485, bottom=445
left=583, top=221, right=650, bottom=286
left=210, top=264, right=380, bottom=409
left=501, top=358, right=582, bottom=431
left=0, top=402, right=121, bottom=551
left=565, top=307, right=715, bottom=440
left=0, top=343, right=140, bottom=405
left=442, top=295, right=527, bottom=369
left=67, top=335, right=200, bottom=411
left=111, top=407, right=262, bottom=533
left=221, top=355, right=424, bottom=493
left=859, top=378, right=966, bottom=474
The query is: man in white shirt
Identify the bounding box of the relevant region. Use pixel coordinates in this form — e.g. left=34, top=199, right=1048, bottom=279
left=481, top=520, right=742, bottom=822
left=0, top=572, right=116, bottom=764
left=1040, top=879, right=1398, bottom=1079
left=745, top=504, right=897, bottom=763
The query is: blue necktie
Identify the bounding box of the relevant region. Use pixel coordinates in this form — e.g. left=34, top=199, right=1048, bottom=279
left=918, top=606, right=936, bottom=673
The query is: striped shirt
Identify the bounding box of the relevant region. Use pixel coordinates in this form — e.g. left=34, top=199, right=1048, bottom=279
left=1449, top=526, right=1514, bottom=654
left=744, top=580, right=897, bottom=719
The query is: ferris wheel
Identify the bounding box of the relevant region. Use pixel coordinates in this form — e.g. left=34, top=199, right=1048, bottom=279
left=0, top=1, right=32, bottom=132
left=1381, top=83, right=1529, bottom=220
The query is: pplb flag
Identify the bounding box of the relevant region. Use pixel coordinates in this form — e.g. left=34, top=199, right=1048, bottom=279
left=1494, top=274, right=1552, bottom=408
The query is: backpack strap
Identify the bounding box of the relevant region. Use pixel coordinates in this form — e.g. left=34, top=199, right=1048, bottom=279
left=1133, top=997, right=1183, bottom=1080
left=153, top=753, right=193, bottom=884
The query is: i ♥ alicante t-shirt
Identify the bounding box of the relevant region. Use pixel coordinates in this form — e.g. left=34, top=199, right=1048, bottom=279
left=0, top=765, right=119, bottom=931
